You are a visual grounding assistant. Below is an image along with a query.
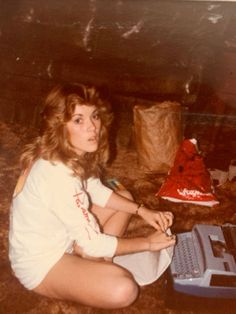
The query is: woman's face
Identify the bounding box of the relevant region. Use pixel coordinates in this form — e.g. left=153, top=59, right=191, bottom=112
left=66, top=104, right=101, bottom=156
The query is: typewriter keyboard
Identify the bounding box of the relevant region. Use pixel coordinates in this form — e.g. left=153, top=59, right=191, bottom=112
left=171, top=233, right=201, bottom=279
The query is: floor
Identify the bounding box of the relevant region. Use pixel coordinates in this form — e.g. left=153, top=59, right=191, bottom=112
left=0, top=115, right=236, bottom=314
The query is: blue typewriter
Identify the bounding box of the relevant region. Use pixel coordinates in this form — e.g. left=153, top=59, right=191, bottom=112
left=169, top=224, right=236, bottom=299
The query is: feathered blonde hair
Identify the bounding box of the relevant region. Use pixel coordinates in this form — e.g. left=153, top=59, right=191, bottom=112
left=20, top=83, right=113, bottom=179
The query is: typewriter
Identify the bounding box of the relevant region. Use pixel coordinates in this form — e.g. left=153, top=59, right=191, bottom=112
left=169, top=224, right=236, bottom=299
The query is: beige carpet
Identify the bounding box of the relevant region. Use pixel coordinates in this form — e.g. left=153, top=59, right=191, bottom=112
left=0, top=121, right=236, bottom=314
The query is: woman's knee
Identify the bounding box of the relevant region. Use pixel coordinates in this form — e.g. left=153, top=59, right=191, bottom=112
left=110, top=275, right=139, bottom=308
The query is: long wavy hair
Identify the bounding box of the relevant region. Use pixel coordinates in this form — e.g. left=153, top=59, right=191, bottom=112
left=20, top=83, right=113, bottom=180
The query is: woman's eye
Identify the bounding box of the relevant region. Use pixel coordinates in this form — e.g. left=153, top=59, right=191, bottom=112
left=93, top=112, right=100, bottom=120
left=74, top=118, right=82, bottom=124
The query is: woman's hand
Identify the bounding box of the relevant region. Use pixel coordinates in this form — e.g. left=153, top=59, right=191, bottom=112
left=138, top=206, right=174, bottom=232
left=147, top=230, right=176, bottom=251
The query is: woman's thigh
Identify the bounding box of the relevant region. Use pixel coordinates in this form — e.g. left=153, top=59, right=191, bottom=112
left=33, top=254, right=138, bottom=309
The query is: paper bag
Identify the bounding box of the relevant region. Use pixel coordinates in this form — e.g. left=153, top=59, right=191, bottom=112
left=133, top=101, right=182, bottom=173
left=113, top=246, right=173, bottom=286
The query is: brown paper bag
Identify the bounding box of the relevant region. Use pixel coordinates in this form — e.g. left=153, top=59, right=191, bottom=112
left=133, top=101, right=182, bottom=173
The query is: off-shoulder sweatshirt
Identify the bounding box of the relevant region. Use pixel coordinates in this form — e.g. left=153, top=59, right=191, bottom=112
left=9, top=158, right=117, bottom=289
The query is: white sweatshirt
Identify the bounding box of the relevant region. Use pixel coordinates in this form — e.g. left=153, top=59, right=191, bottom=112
left=9, top=159, right=117, bottom=290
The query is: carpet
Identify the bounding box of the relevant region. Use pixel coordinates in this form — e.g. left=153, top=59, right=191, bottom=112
left=0, top=121, right=236, bottom=314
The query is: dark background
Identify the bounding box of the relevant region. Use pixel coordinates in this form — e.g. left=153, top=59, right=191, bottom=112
left=0, top=0, right=236, bottom=126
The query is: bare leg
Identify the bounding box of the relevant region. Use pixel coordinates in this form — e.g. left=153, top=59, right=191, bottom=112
left=33, top=254, right=139, bottom=309
left=91, top=189, right=133, bottom=237
left=32, top=189, right=139, bottom=308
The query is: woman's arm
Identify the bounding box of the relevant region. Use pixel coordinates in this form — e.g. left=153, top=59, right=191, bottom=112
left=115, top=231, right=176, bottom=256
left=74, top=230, right=176, bottom=258
left=106, top=191, right=174, bottom=232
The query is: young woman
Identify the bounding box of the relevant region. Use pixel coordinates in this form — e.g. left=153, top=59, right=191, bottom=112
left=9, top=83, right=175, bottom=309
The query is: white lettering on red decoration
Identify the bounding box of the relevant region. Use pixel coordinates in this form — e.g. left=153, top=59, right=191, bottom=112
left=177, top=188, right=212, bottom=197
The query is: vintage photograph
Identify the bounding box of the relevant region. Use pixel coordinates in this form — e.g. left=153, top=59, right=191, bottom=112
left=0, top=1, right=236, bottom=313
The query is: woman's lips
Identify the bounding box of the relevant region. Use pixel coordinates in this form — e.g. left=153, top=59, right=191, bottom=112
left=88, top=136, right=97, bottom=142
